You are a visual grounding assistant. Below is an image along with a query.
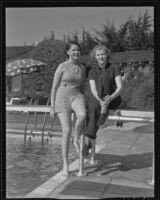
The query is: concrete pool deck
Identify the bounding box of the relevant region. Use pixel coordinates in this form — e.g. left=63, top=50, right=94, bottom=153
left=23, top=121, right=154, bottom=199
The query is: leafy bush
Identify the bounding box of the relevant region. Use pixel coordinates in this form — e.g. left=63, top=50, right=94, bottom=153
left=31, top=39, right=67, bottom=66
left=121, top=72, right=154, bottom=109
left=23, top=65, right=56, bottom=99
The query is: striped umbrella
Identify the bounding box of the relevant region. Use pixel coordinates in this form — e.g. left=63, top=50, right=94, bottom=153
left=6, top=59, right=47, bottom=76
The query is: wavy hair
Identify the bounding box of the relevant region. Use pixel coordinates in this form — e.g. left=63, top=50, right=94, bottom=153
left=90, top=44, right=111, bottom=63
left=65, top=41, right=81, bottom=52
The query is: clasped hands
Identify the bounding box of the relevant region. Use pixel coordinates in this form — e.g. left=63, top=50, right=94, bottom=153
left=99, top=95, right=112, bottom=107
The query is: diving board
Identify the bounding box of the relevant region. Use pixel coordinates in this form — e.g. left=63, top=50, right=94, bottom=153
left=6, top=105, right=51, bottom=113
left=6, top=105, right=154, bottom=118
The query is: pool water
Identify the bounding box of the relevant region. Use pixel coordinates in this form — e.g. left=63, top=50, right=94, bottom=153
left=6, top=134, right=78, bottom=198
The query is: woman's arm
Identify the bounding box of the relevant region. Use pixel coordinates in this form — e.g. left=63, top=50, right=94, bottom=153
left=105, top=75, right=123, bottom=104
left=111, top=75, right=123, bottom=100
left=50, top=64, right=64, bottom=109
left=79, top=64, right=87, bottom=94
left=89, top=80, right=102, bottom=103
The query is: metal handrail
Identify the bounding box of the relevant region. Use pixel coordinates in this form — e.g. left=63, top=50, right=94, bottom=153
left=24, top=95, right=39, bottom=144
left=24, top=96, right=35, bottom=143
left=41, top=96, right=51, bottom=146
left=34, top=98, right=38, bottom=130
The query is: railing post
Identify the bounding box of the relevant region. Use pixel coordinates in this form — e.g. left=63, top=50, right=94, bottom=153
left=148, top=152, right=154, bottom=186
left=41, top=112, right=48, bottom=146
left=41, top=97, right=50, bottom=146
left=24, top=112, right=30, bottom=144
left=34, top=98, right=38, bottom=130
left=24, top=97, right=34, bottom=144
left=76, top=133, right=87, bottom=176
left=152, top=154, right=154, bottom=184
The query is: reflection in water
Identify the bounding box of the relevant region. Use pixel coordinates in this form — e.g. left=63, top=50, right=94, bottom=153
left=6, top=134, right=78, bottom=198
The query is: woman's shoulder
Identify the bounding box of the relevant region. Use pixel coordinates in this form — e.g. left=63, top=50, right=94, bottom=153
left=59, top=60, right=69, bottom=66
left=88, top=63, right=97, bottom=71
left=109, top=63, right=121, bottom=76
left=57, top=60, right=68, bottom=71
left=80, top=62, right=86, bottom=70
left=109, top=63, right=120, bottom=71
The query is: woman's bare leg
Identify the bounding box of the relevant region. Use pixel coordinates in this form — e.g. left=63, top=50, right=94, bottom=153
left=58, top=112, right=72, bottom=176
left=72, top=98, right=86, bottom=155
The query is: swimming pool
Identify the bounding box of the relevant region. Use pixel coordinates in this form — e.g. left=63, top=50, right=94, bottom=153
left=6, top=133, right=78, bottom=198
left=5, top=111, right=114, bottom=198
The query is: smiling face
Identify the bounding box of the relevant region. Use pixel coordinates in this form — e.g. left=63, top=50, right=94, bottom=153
left=67, top=44, right=81, bottom=61
left=95, top=48, right=108, bottom=68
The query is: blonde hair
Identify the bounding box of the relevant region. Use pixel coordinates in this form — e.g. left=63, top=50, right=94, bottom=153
left=90, top=44, right=111, bottom=62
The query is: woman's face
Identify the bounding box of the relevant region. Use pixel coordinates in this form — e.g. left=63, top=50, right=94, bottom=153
left=95, top=49, right=108, bottom=67
left=67, top=44, right=81, bottom=61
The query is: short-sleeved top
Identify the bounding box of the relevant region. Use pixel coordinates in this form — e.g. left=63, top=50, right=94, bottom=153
left=88, top=62, right=121, bottom=98
left=60, top=60, right=86, bottom=87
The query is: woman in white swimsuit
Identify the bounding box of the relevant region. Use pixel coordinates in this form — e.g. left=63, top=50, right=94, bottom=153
left=50, top=42, right=86, bottom=176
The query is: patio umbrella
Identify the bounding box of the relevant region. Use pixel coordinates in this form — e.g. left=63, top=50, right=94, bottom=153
left=6, top=59, right=47, bottom=96
left=6, top=59, right=47, bottom=76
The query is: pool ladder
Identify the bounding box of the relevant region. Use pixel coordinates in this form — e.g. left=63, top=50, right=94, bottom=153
left=24, top=96, right=53, bottom=146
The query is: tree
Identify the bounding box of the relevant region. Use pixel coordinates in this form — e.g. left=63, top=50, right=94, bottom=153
left=93, top=11, right=154, bottom=52
left=69, top=29, right=79, bottom=43
left=63, top=34, right=67, bottom=42
left=123, top=11, right=154, bottom=50
left=50, top=30, right=55, bottom=40
left=116, top=21, right=131, bottom=51
left=94, top=20, right=120, bottom=52
left=80, top=27, right=97, bottom=54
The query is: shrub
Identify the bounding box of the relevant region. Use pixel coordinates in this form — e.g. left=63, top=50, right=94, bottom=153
left=121, top=72, right=154, bottom=109
left=31, top=39, right=67, bottom=66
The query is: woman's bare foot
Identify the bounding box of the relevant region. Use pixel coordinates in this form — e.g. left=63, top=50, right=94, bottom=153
left=90, top=160, right=100, bottom=166
left=62, top=164, right=69, bottom=177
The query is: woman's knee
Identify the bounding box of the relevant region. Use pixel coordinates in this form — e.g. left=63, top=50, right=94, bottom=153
left=62, top=127, right=71, bottom=136
left=76, top=110, right=86, bottom=121
left=87, top=105, right=100, bottom=117
left=85, top=131, right=97, bottom=140
left=88, top=100, right=100, bottom=111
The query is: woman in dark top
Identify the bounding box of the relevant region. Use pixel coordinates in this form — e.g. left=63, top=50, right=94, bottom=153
left=83, top=44, right=123, bottom=164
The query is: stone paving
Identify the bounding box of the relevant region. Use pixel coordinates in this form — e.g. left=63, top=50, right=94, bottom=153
left=25, top=121, right=154, bottom=199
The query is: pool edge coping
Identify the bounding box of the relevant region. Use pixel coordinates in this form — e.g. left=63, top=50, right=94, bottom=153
left=24, top=144, right=105, bottom=198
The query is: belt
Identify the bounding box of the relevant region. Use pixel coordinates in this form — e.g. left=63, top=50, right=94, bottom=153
left=60, top=82, right=79, bottom=88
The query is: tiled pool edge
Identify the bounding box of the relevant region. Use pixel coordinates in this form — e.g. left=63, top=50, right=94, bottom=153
left=24, top=144, right=105, bottom=198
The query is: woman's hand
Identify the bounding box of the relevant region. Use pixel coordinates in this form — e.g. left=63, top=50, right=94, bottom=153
left=99, top=99, right=107, bottom=107
left=50, top=107, right=56, bottom=119
left=103, top=95, right=112, bottom=105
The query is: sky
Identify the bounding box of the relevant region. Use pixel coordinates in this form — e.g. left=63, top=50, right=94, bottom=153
left=6, top=7, right=154, bottom=47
